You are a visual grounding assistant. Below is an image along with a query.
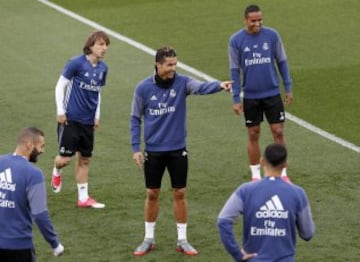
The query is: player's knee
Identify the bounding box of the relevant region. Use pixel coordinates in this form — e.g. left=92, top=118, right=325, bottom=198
left=272, top=128, right=284, bottom=142
left=248, top=130, right=260, bottom=141
left=78, top=157, right=91, bottom=167
left=173, top=188, right=186, bottom=200
left=55, top=156, right=71, bottom=168
left=146, top=189, right=160, bottom=201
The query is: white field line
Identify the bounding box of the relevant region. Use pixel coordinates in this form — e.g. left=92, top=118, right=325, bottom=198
left=38, top=0, right=360, bottom=153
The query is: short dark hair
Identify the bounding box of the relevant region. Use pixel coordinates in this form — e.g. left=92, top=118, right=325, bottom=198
left=83, top=31, right=110, bottom=55
left=17, top=127, right=44, bottom=145
left=244, top=4, right=261, bottom=18
left=263, top=143, right=287, bottom=167
left=155, top=46, right=177, bottom=63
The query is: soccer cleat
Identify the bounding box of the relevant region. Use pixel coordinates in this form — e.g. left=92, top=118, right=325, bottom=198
left=281, top=176, right=292, bottom=184
left=133, top=238, right=155, bottom=256
left=77, top=197, right=105, bottom=209
left=51, top=174, right=62, bottom=193
left=176, top=239, right=198, bottom=256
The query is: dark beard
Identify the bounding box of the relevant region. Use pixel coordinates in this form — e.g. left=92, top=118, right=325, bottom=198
left=29, top=148, right=40, bottom=163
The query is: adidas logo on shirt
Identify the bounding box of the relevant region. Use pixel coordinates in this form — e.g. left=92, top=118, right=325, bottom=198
left=0, top=168, right=16, bottom=191
left=256, top=195, right=288, bottom=219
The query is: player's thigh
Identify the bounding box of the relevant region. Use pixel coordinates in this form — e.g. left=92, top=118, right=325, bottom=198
left=243, top=98, right=263, bottom=126
left=57, top=122, right=78, bottom=157
left=167, top=149, right=188, bottom=189
left=144, top=151, right=167, bottom=189
left=78, top=124, right=94, bottom=158
left=263, top=95, right=285, bottom=124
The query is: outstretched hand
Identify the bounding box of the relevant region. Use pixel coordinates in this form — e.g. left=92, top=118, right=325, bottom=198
left=220, top=80, right=233, bottom=92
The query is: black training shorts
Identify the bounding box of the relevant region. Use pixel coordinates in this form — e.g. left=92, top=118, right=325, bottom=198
left=0, top=248, right=36, bottom=262
left=144, top=149, right=188, bottom=189
left=57, top=121, right=94, bottom=157
left=243, top=94, right=285, bottom=127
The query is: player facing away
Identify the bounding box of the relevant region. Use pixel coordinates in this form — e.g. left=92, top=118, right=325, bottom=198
left=51, top=31, right=110, bottom=208
left=0, top=127, right=64, bottom=261
left=130, top=46, right=232, bottom=256
left=218, top=144, right=315, bottom=261
left=229, top=4, right=293, bottom=182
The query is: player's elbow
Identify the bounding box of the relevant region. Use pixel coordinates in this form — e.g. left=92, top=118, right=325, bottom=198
left=217, top=218, right=233, bottom=233
left=301, top=234, right=314, bottom=242
left=217, top=218, right=225, bottom=232
left=299, top=227, right=315, bottom=241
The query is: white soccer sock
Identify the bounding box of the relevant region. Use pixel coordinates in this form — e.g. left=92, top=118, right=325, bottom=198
left=281, top=167, right=287, bottom=177
left=177, top=223, right=187, bottom=241
left=250, top=164, right=261, bottom=179
left=52, top=167, right=61, bottom=176
left=145, top=221, right=156, bottom=239
left=77, top=183, right=89, bottom=202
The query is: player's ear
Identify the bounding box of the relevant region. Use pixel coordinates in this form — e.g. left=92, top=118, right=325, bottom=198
left=25, top=140, right=34, bottom=153
left=260, top=157, right=265, bottom=167
left=284, top=161, right=288, bottom=169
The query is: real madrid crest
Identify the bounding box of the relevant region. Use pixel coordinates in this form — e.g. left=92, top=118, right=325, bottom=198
left=170, top=89, right=176, bottom=97
left=262, top=42, right=269, bottom=50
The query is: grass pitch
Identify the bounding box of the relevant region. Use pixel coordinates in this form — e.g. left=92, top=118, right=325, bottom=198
left=0, top=1, right=359, bottom=261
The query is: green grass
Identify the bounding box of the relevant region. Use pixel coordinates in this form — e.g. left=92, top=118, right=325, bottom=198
left=0, top=1, right=359, bottom=261
left=49, top=0, right=360, bottom=146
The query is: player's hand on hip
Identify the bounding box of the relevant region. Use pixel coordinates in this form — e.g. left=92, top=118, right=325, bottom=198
left=284, top=92, right=294, bottom=105
left=57, top=115, right=68, bottom=125
left=53, top=243, right=64, bottom=257
left=220, top=80, right=233, bottom=91
left=233, top=103, right=243, bottom=115
left=133, top=152, right=144, bottom=168
left=240, top=247, right=257, bottom=261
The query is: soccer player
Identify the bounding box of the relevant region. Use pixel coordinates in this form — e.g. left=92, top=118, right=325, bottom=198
left=0, top=127, right=64, bottom=261
left=130, top=46, right=232, bottom=256
left=229, top=4, right=293, bottom=182
left=217, top=143, right=315, bottom=261
left=51, top=31, right=110, bottom=208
